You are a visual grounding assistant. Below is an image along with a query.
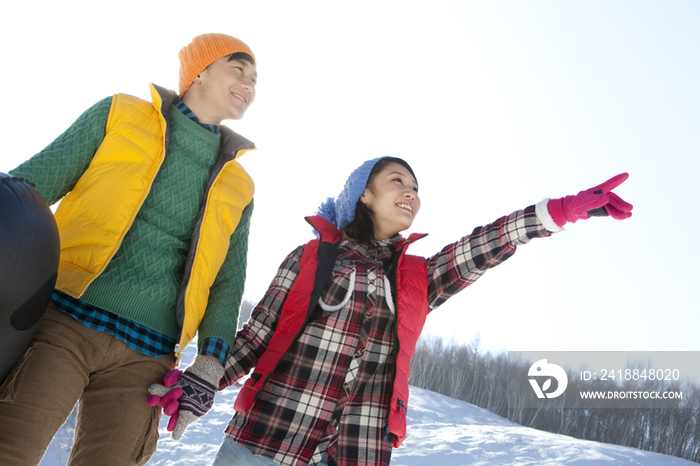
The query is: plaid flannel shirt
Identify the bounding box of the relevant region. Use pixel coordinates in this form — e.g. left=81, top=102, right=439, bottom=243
left=222, top=205, right=552, bottom=466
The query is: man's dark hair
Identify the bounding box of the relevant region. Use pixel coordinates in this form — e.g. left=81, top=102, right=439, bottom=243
left=228, top=52, right=255, bottom=65
left=344, top=157, right=417, bottom=243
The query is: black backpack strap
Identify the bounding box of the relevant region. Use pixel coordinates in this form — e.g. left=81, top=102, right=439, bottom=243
left=307, top=240, right=339, bottom=321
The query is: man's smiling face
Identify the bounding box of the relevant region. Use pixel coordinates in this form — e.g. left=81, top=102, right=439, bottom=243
left=190, top=55, right=257, bottom=125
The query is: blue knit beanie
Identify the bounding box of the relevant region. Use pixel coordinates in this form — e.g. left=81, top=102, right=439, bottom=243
left=316, top=157, right=384, bottom=230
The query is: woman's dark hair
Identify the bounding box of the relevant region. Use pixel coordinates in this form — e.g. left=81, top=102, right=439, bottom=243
left=343, top=157, right=417, bottom=243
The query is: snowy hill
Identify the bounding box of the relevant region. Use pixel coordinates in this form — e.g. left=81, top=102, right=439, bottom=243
left=39, top=349, right=697, bottom=466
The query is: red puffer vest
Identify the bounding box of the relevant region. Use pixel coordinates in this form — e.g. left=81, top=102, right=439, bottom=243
left=234, top=216, right=429, bottom=447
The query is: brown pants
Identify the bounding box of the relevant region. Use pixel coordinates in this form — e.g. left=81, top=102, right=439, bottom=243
left=0, top=305, right=175, bottom=466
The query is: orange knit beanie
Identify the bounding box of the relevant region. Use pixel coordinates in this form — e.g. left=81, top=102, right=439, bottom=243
left=178, top=33, right=256, bottom=96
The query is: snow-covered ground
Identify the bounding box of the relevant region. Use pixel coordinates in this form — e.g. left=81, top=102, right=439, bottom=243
left=39, top=349, right=697, bottom=466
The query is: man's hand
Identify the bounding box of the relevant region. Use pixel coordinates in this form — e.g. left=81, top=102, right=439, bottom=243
left=147, top=355, right=224, bottom=441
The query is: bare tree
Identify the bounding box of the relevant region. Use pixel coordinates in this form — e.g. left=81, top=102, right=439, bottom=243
left=237, top=299, right=256, bottom=329
left=408, top=334, right=700, bottom=464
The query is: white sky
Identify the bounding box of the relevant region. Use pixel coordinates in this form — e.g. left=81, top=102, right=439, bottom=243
left=2, top=1, right=699, bottom=363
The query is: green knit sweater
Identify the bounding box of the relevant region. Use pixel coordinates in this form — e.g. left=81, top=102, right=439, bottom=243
left=10, top=97, right=252, bottom=350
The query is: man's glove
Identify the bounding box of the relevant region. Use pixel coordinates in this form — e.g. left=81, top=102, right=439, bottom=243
left=147, top=355, right=224, bottom=441
left=548, top=173, right=633, bottom=227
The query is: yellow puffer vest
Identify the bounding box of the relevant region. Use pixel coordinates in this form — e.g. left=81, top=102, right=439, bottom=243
left=54, top=83, right=255, bottom=361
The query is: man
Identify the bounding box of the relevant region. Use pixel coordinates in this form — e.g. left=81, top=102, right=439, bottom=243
left=0, top=33, right=257, bottom=466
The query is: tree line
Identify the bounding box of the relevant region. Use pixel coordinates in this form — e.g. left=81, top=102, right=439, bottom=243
left=408, top=335, right=700, bottom=463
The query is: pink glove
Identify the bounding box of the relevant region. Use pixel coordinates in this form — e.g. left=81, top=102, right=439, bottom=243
left=548, top=173, right=633, bottom=227
left=146, top=356, right=224, bottom=440
left=147, top=369, right=183, bottom=433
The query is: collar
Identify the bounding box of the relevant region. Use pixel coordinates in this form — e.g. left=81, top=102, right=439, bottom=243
left=148, top=83, right=257, bottom=162
left=173, top=98, right=221, bottom=134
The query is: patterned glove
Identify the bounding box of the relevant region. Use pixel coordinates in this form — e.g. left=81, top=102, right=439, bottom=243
left=147, top=355, right=224, bottom=441
left=548, top=173, right=633, bottom=227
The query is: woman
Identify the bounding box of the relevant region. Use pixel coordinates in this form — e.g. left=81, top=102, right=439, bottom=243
left=150, top=156, right=633, bottom=466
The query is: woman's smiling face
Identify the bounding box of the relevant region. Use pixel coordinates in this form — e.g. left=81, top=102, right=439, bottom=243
left=360, top=162, right=420, bottom=240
